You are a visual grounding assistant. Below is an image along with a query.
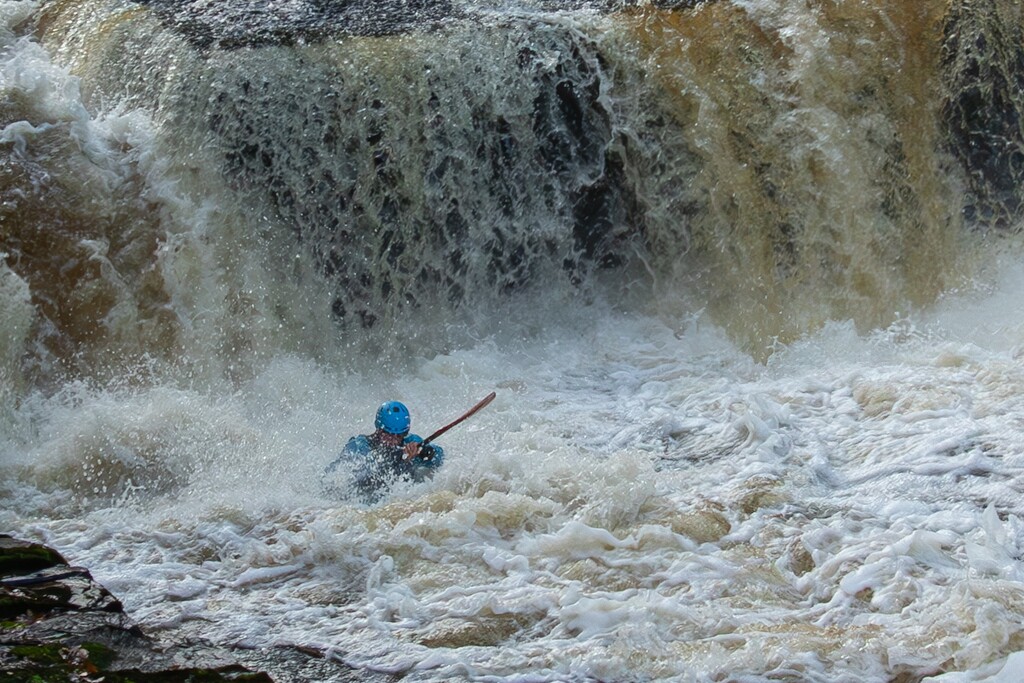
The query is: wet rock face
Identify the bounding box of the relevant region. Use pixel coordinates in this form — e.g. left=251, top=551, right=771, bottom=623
left=0, top=536, right=124, bottom=620
left=1, top=535, right=395, bottom=682
left=0, top=535, right=273, bottom=682
left=942, top=1, right=1024, bottom=229
left=130, top=0, right=714, bottom=48
left=0, top=538, right=68, bottom=581
left=133, top=0, right=459, bottom=49
left=200, top=20, right=638, bottom=325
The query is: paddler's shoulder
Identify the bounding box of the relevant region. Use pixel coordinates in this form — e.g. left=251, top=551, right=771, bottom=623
left=344, top=434, right=373, bottom=454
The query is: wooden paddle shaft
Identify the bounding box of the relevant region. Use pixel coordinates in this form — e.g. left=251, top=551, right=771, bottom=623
left=422, top=391, right=497, bottom=446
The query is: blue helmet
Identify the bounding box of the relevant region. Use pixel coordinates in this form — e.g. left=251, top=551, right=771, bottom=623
left=375, top=401, right=411, bottom=435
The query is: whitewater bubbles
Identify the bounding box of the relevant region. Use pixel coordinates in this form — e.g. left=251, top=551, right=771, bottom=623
left=4, top=295, right=1024, bottom=681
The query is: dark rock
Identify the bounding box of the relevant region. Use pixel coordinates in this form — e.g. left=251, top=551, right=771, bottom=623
left=942, top=1, right=1024, bottom=229
left=0, top=537, right=123, bottom=621
left=0, top=536, right=387, bottom=683
left=0, top=536, right=67, bottom=577
left=128, top=0, right=718, bottom=48
left=1, top=533, right=271, bottom=681
left=199, top=19, right=639, bottom=326
left=232, top=646, right=397, bottom=683
left=131, top=0, right=460, bottom=49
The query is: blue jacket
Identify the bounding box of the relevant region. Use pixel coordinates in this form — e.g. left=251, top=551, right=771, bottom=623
left=324, top=433, right=445, bottom=501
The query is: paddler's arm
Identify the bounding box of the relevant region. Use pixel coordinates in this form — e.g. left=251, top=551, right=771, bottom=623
left=402, top=437, right=444, bottom=466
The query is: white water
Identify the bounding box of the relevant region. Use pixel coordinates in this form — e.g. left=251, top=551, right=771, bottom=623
left=6, top=271, right=1024, bottom=681
left=6, top=0, right=1024, bottom=680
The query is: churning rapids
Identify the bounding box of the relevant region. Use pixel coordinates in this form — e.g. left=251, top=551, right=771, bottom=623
left=6, top=0, right=1024, bottom=681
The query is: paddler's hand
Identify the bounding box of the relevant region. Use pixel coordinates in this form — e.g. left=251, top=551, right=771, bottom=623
left=403, top=442, right=422, bottom=461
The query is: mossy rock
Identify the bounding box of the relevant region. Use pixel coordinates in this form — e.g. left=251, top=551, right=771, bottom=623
left=0, top=538, right=284, bottom=683
left=100, top=666, right=275, bottom=682
left=9, top=643, right=67, bottom=666
left=0, top=583, right=75, bottom=620
left=1, top=642, right=274, bottom=682
left=0, top=537, right=66, bottom=578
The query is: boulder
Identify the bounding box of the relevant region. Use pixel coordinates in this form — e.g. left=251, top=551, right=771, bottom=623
left=0, top=535, right=386, bottom=682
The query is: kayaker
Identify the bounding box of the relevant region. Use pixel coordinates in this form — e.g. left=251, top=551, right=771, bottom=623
left=323, top=400, right=444, bottom=501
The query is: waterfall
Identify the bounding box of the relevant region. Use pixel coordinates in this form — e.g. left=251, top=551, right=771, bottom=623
left=3, top=0, right=1023, bottom=382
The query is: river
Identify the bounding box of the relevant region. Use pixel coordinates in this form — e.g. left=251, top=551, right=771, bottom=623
left=4, top=0, right=1024, bottom=681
